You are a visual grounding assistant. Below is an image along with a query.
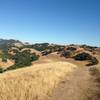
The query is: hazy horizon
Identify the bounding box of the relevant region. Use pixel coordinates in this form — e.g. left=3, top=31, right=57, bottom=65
left=0, top=0, right=100, bottom=46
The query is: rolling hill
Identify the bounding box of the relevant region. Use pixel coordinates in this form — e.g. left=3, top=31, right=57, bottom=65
left=0, top=39, right=100, bottom=100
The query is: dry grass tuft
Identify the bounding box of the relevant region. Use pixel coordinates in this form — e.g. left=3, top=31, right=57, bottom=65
left=0, top=62, right=77, bottom=100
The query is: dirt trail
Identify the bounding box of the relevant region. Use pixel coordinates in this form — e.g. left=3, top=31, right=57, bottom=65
left=49, top=67, right=93, bottom=100
left=33, top=53, right=94, bottom=100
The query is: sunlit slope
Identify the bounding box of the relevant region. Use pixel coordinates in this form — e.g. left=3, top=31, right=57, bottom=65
left=0, top=59, right=14, bottom=69
left=0, top=62, right=77, bottom=100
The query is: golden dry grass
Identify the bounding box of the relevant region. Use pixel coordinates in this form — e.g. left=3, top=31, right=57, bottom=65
left=21, top=48, right=40, bottom=55
left=14, top=43, right=24, bottom=48
left=0, top=62, right=77, bottom=100
left=0, top=59, right=14, bottom=69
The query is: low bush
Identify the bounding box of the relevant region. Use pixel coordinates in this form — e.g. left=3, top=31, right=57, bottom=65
left=73, top=52, right=99, bottom=66
left=87, top=57, right=99, bottom=66
left=73, top=52, right=91, bottom=61
left=60, top=50, right=74, bottom=58
left=0, top=68, right=3, bottom=73
left=31, top=53, right=39, bottom=61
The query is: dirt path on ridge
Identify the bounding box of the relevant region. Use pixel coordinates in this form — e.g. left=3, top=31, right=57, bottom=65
left=32, top=53, right=96, bottom=100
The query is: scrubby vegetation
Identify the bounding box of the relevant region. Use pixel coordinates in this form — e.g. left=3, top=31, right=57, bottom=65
left=0, top=51, right=8, bottom=62
left=67, top=46, right=77, bottom=51
left=25, top=43, right=49, bottom=51
left=5, top=50, right=39, bottom=71
left=60, top=50, right=74, bottom=58
left=0, top=39, right=40, bottom=72
left=0, top=68, right=3, bottom=73
left=80, top=45, right=98, bottom=52
left=73, top=52, right=99, bottom=66
left=0, top=39, right=99, bottom=73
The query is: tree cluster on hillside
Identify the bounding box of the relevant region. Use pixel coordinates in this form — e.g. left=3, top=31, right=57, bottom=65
left=25, top=43, right=49, bottom=51
left=73, top=52, right=99, bottom=66
left=80, top=45, right=98, bottom=52
left=0, top=39, right=40, bottom=72
left=5, top=50, right=39, bottom=71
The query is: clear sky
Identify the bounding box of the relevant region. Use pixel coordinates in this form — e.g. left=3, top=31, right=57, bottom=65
left=0, top=0, right=100, bottom=46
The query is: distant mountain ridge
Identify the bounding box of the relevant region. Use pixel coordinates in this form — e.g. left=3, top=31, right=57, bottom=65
left=0, top=38, right=99, bottom=49
left=0, top=39, right=23, bottom=52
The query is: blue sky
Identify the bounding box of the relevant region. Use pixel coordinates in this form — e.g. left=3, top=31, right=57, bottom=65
left=0, top=0, right=100, bottom=46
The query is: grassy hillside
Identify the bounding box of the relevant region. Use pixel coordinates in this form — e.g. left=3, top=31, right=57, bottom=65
left=0, top=39, right=100, bottom=100
left=0, top=62, right=77, bottom=100
left=0, top=39, right=99, bottom=72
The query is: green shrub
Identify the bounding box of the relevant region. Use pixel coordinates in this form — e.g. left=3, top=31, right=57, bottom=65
left=73, top=52, right=91, bottom=61
left=31, top=54, right=39, bottom=61
left=0, top=68, right=3, bottom=73
left=2, top=57, right=7, bottom=62
left=73, top=52, right=99, bottom=66
left=6, top=51, right=39, bottom=71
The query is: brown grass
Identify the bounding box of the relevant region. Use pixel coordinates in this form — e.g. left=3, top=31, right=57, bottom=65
left=21, top=48, right=40, bottom=55
left=0, top=59, right=14, bottom=69
left=0, top=62, right=77, bottom=100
